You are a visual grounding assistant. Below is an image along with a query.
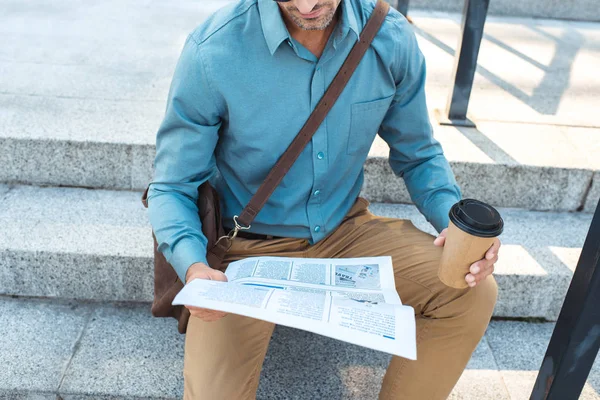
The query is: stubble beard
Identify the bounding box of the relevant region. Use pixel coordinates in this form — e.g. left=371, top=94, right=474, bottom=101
left=282, top=2, right=339, bottom=31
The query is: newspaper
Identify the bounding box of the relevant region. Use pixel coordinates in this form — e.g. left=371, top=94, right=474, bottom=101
left=172, top=256, right=416, bottom=359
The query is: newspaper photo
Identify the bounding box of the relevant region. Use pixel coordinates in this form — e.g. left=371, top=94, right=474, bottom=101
left=172, top=256, right=416, bottom=359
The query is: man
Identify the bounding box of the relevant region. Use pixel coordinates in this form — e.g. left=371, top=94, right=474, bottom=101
left=147, top=0, right=501, bottom=398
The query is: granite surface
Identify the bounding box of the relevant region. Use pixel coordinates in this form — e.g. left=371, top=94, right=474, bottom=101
left=2, top=5, right=599, bottom=196
left=584, top=172, right=600, bottom=214
left=3, top=297, right=600, bottom=399
left=0, top=185, right=154, bottom=301
left=0, top=137, right=133, bottom=190
left=362, top=155, right=594, bottom=212
left=0, top=185, right=594, bottom=318
left=0, top=297, right=90, bottom=394
left=486, top=321, right=600, bottom=399
left=59, top=303, right=185, bottom=399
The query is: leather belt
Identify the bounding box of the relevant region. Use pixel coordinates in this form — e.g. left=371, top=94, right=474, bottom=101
left=223, top=227, right=284, bottom=241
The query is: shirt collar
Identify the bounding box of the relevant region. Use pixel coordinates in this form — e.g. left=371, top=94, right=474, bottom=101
left=258, top=0, right=360, bottom=56
left=340, top=0, right=360, bottom=40
left=258, top=0, right=291, bottom=56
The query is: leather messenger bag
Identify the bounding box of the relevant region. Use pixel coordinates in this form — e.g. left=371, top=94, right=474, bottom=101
left=141, top=0, right=390, bottom=334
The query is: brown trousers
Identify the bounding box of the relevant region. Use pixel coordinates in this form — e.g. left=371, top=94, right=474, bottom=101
left=183, top=198, right=498, bottom=399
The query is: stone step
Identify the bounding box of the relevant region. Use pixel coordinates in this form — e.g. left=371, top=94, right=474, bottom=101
left=1, top=88, right=598, bottom=212
left=2, top=7, right=599, bottom=212
left=2, top=296, right=600, bottom=399
left=0, top=184, right=594, bottom=320
left=2, top=119, right=596, bottom=212
left=4, top=11, right=600, bottom=127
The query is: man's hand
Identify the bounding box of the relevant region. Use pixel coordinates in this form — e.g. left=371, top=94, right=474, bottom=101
left=184, top=262, right=228, bottom=322
left=433, top=228, right=501, bottom=287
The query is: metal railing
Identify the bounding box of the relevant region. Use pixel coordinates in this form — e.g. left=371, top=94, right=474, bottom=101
left=396, top=0, right=409, bottom=18
left=395, top=0, right=490, bottom=127
left=530, top=197, right=600, bottom=400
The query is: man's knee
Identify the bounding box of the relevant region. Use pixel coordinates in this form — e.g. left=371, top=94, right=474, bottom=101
left=460, top=276, right=498, bottom=334
left=426, top=275, right=498, bottom=333
left=473, top=275, right=498, bottom=318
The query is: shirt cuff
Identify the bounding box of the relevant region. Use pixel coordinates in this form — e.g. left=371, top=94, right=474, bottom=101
left=169, top=238, right=209, bottom=284
left=427, top=197, right=460, bottom=234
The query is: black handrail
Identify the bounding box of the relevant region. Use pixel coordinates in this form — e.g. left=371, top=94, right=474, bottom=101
left=396, top=0, right=409, bottom=17
left=443, top=0, right=490, bottom=127
left=530, top=197, right=600, bottom=399
left=395, top=0, right=490, bottom=127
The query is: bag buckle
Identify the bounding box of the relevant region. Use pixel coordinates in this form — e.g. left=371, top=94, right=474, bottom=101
left=229, top=215, right=251, bottom=240
left=216, top=215, right=252, bottom=246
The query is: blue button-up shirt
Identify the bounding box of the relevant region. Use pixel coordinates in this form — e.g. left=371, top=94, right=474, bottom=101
left=147, top=0, right=462, bottom=282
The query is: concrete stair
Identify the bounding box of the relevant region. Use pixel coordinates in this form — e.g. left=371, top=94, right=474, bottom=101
left=2, top=129, right=595, bottom=212
left=2, top=122, right=596, bottom=213
left=2, top=6, right=599, bottom=212
left=0, top=183, right=593, bottom=321
left=2, top=296, right=600, bottom=400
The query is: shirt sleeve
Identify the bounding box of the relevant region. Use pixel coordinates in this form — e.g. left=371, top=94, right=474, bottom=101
left=146, top=35, right=221, bottom=283
left=377, top=26, right=462, bottom=234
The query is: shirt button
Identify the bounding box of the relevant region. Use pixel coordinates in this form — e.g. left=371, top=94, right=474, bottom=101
left=313, top=189, right=321, bottom=196
left=314, top=225, right=321, bottom=233
left=317, top=152, right=324, bottom=160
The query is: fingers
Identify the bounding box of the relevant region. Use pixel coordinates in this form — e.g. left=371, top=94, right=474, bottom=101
left=433, top=228, right=448, bottom=247
left=185, top=262, right=213, bottom=284
left=485, top=238, right=501, bottom=260
left=207, top=268, right=228, bottom=282
left=186, top=305, right=227, bottom=322
left=184, top=268, right=229, bottom=322
left=465, top=239, right=501, bottom=287
left=187, top=267, right=228, bottom=284
left=466, top=254, right=499, bottom=287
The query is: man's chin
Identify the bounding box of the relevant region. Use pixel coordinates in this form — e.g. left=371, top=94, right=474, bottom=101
left=292, top=13, right=333, bottom=31
left=298, top=22, right=328, bottom=30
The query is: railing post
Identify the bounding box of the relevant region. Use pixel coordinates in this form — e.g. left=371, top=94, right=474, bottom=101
left=435, top=0, right=490, bottom=128
left=396, top=0, right=409, bottom=17
left=530, top=197, right=600, bottom=399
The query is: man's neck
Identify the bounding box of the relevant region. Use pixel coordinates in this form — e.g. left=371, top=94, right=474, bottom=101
left=280, top=8, right=340, bottom=58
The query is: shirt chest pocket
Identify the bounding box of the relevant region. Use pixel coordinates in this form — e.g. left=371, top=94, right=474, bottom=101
left=347, top=94, right=394, bottom=155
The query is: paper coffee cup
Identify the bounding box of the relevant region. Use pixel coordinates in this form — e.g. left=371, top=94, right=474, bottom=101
left=438, top=199, right=504, bottom=289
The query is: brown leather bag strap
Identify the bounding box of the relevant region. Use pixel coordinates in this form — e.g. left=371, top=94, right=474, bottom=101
left=236, top=0, right=390, bottom=227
